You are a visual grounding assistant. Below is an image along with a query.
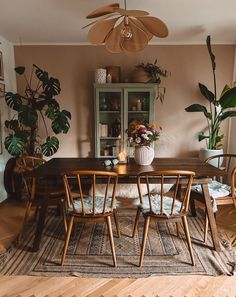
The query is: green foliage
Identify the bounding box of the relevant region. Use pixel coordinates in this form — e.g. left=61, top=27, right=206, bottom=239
left=2, top=64, right=71, bottom=157
left=135, top=59, right=169, bottom=102
left=185, top=36, right=236, bottom=149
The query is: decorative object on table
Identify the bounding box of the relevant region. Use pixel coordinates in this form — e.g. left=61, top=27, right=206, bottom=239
left=3, top=65, right=71, bottom=157
left=95, top=68, right=107, bottom=83
left=104, top=158, right=119, bottom=166
left=132, top=59, right=169, bottom=102
left=0, top=82, right=5, bottom=98
left=83, top=1, right=168, bottom=53
left=118, top=150, right=127, bottom=164
left=106, top=66, right=121, bottom=83
left=185, top=35, right=236, bottom=161
left=0, top=51, right=4, bottom=80
left=128, top=123, right=160, bottom=165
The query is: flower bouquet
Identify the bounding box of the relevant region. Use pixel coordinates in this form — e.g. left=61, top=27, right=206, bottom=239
left=129, top=123, right=160, bottom=147
left=127, top=123, right=161, bottom=165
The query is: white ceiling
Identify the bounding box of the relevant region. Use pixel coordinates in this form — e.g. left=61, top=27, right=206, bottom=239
left=0, top=0, right=236, bottom=44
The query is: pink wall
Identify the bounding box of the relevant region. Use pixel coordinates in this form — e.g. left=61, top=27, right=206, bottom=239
left=14, top=44, right=235, bottom=157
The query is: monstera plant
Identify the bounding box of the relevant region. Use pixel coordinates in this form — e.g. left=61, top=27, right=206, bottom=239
left=4, top=64, right=71, bottom=157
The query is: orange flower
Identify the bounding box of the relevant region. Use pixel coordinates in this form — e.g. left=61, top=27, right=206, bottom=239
left=150, top=123, right=156, bottom=129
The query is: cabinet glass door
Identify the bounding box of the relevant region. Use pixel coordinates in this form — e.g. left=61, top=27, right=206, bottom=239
left=124, top=88, right=155, bottom=157
left=95, top=88, right=123, bottom=157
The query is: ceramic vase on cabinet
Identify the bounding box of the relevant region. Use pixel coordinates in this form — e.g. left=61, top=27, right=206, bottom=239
left=134, top=146, right=154, bottom=166
left=95, top=68, right=106, bottom=84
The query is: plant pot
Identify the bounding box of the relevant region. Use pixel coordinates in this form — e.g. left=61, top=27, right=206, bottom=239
left=199, top=148, right=223, bottom=167
left=134, top=146, right=154, bottom=166
left=131, top=69, right=151, bottom=83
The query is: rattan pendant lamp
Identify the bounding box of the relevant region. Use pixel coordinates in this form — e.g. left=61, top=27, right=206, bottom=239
left=83, top=0, right=169, bottom=53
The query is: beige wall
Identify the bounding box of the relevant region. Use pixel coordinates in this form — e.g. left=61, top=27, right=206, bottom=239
left=14, top=44, right=235, bottom=158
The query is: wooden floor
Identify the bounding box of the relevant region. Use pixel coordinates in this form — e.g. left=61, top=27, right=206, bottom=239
left=0, top=198, right=236, bottom=297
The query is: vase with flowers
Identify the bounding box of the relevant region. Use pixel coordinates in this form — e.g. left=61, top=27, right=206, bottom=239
left=128, top=123, right=160, bottom=165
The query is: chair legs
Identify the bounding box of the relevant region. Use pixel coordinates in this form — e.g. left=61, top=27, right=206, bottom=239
left=204, top=213, right=209, bottom=243
left=106, top=215, right=117, bottom=267
left=139, top=215, right=150, bottom=267
left=176, top=222, right=180, bottom=237
left=61, top=216, right=74, bottom=266
left=132, top=207, right=141, bottom=237
left=113, top=209, right=120, bottom=238
left=182, top=216, right=195, bottom=266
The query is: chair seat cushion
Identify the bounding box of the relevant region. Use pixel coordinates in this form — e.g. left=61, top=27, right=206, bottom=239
left=92, top=183, right=173, bottom=199
left=192, top=181, right=230, bottom=199
left=140, top=194, right=182, bottom=216
left=69, top=196, right=118, bottom=214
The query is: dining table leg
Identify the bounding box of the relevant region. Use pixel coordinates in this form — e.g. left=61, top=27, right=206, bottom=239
left=32, top=200, right=48, bottom=252
left=202, top=183, right=221, bottom=252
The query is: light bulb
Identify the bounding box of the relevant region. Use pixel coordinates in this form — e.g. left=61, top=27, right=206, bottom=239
left=120, top=16, right=132, bottom=40
left=120, top=25, right=132, bottom=40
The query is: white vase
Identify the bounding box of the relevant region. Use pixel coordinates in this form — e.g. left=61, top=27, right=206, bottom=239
left=199, top=148, right=223, bottom=167
left=134, top=146, right=154, bottom=166
left=94, top=68, right=107, bottom=84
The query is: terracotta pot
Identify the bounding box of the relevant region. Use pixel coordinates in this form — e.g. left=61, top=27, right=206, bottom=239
left=132, top=68, right=151, bottom=83
left=134, top=146, right=154, bottom=166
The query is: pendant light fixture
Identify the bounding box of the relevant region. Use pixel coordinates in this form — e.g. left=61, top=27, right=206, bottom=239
left=83, top=0, right=168, bottom=53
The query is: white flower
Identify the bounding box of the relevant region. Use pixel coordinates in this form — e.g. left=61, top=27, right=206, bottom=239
left=146, top=130, right=153, bottom=135
left=141, top=134, right=149, bottom=140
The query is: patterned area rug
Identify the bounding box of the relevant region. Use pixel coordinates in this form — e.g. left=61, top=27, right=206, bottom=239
left=0, top=208, right=235, bottom=277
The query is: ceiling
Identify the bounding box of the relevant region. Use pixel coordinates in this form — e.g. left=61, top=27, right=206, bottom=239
left=0, top=0, right=236, bottom=45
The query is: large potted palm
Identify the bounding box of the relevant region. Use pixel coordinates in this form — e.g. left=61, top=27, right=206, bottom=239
left=4, top=64, right=71, bottom=157
left=185, top=36, right=236, bottom=163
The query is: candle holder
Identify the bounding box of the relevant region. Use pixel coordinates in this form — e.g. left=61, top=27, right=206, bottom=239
left=118, top=151, right=128, bottom=164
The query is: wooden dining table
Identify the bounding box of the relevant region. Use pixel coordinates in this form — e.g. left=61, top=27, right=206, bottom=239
left=30, top=157, right=226, bottom=252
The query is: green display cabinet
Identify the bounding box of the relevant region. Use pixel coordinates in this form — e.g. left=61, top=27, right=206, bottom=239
left=94, top=83, right=156, bottom=158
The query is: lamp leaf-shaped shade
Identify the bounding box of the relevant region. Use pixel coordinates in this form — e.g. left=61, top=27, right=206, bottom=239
left=84, top=2, right=168, bottom=53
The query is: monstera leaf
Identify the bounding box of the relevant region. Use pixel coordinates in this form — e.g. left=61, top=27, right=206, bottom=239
left=43, top=77, right=61, bottom=96
left=34, top=65, right=49, bottom=84
left=18, top=105, right=38, bottom=127
left=52, top=110, right=71, bottom=134
left=15, top=66, right=25, bottom=75
left=41, top=136, right=59, bottom=156
left=34, top=65, right=60, bottom=96
left=5, top=92, right=22, bottom=111
left=4, top=135, right=26, bottom=156
left=5, top=119, right=20, bottom=132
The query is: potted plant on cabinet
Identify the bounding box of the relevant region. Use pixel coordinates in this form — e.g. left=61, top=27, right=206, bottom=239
left=185, top=35, right=236, bottom=163
left=132, top=59, right=169, bottom=102
left=3, top=64, right=71, bottom=157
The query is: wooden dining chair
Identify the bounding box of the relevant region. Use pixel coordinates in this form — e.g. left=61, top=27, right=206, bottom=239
left=61, top=170, right=120, bottom=267
left=16, top=155, right=67, bottom=239
left=132, top=170, right=196, bottom=267
left=192, top=154, right=236, bottom=243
